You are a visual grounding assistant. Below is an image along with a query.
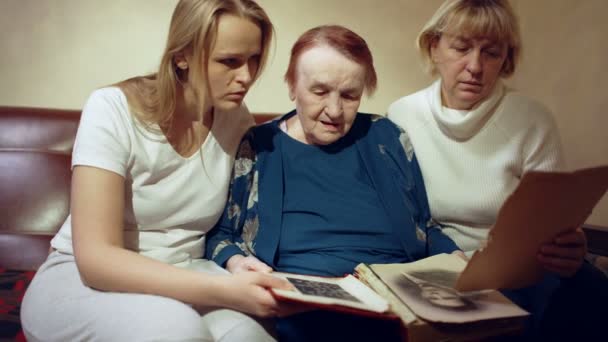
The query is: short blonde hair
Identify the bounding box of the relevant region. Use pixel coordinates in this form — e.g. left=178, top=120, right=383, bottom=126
left=118, top=0, right=273, bottom=132
left=417, top=0, right=521, bottom=77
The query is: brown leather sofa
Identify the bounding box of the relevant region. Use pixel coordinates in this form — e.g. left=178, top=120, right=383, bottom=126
left=0, top=106, right=80, bottom=271
left=0, top=106, right=81, bottom=340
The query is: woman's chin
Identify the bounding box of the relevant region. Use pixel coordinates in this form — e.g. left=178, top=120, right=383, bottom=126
left=214, top=99, right=242, bottom=112
left=450, top=93, right=484, bottom=110
left=308, top=132, right=343, bottom=146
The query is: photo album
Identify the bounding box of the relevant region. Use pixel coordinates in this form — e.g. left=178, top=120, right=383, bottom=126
left=269, top=166, right=608, bottom=339
left=270, top=272, right=391, bottom=316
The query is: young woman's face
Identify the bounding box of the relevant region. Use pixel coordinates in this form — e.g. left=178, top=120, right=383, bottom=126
left=288, top=45, right=365, bottom=146
left=206, top=14, right=262, bottom=112
left=431, top=31, right=508, bottom=110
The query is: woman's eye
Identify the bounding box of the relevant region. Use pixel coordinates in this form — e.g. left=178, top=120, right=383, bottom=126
left=221, top=58, right=241, bottom=68
left=453, top=45, right=469, bottom=52
left=485, top=50, right=502, bottom=58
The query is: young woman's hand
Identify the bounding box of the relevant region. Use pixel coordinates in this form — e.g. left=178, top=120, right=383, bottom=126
left=219, top=272, right=294, bottom=317
left=226, top=254, right=273, bottom=274
left=537, top=227, right=587, bottom=278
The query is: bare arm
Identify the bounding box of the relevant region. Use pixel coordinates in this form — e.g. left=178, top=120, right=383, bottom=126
left=71, top=166, right=291, bottom=316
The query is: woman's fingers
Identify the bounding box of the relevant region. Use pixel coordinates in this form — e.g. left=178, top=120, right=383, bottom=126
left=252, top=272, right=294, bottom=291
left=539, top=243, right=584, bottom=260
left=536, top=227, right=588, bottom=278
left=228, top=272, right=294, bottom=317
left=245, top=258, right=273, bottom=273
left=537, top=245, right=584, bottom=278
left=554, top=227, right=587, bottom=247
left=539, top=227, right=587, bottom=261
left=228, top=255, right=273, bottom=274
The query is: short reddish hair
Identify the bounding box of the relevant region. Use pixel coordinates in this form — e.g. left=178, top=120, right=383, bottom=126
left=284, top=25, right=377, bottom=95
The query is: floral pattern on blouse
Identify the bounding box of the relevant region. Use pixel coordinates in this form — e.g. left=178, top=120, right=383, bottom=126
left=211, top=132, right=259, bottom=260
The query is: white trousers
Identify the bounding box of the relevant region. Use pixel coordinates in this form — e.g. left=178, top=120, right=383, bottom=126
left=21, top=252, right=276, bottom=342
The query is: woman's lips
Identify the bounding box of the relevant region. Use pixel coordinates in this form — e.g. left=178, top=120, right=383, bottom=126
left=225, top=91, right=246, bottom=100
left=321, top=120, right=340, bottom=131
left=460, top=81, right=481, bottom=87
left=460, top=80, right=482, bottom=86
left=458, top=81, right=483, bottom=93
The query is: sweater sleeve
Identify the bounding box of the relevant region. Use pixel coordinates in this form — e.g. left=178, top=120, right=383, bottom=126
left=497, top=92, right=566, bottom=174
left=205, top=133, right=256, bottom=267
left=522, top=106, right=565, bottom=173
left=410, top=153, right=460, bottom=255
left=392, top=119, right=459, bottom=256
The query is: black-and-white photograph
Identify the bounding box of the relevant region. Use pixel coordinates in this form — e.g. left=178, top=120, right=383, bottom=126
left=398, top=271, right=477, bottom=312
left=287, top=278, right=361, bottom=303
left=408, top=269, right=460, bottom=288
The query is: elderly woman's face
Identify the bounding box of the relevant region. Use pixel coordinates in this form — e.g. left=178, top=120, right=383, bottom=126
left=288, top=45, right=365, bottom=145
left=431, top=32, right=508, bottom=110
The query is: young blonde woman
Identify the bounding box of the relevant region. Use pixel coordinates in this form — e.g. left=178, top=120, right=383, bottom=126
left=388, top=1, right=607, bottom=340
left=21, top=1, right=291, bottom=341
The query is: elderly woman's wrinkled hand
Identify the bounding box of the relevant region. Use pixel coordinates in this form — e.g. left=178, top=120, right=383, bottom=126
left=537, top=227, right=588, bottom=278
left=226, top=254, right=273, bottom=274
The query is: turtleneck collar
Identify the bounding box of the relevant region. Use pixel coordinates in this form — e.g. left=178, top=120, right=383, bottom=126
left=427, top=79, right=505, bottom=141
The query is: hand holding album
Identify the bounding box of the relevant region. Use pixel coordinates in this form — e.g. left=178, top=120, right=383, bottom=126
left=269, top=272, right=390, bottom=315
left=456, top=166, right=608, bottom=291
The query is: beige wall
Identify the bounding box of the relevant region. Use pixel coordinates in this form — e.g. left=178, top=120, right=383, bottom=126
left=1, top=0, right=607, bottom=226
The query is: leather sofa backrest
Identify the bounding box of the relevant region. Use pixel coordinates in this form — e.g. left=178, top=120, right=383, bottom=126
left=0, top=106, right=277, bottom=270
left=0, top=107, right=81, bottom=270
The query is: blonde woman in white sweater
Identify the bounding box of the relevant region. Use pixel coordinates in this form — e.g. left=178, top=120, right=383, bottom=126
left=388, top=0, right=606, bottom=340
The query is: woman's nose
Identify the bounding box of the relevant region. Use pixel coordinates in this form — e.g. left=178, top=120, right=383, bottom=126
left=466, top=50, right=483, bottom=75
left=325, top=95, right=343, bottom=117
left=236, top=64, right=253, bottom=85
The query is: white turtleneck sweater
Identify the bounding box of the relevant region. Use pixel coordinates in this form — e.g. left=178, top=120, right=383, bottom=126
left=388, top=80, right=564, bottom=252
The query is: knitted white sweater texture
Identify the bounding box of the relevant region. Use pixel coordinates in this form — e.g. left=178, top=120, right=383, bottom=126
left=388, top=80, right=564, bottom=251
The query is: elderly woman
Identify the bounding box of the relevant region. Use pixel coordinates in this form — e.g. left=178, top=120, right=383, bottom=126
left=206, top=25, right=460, bottom=341
left=387, top=0, right=607, bottom=340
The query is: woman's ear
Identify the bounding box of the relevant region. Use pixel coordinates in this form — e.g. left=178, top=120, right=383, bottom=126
left=174, top=53, right=189, bottom=70
left=288, top=84, right=296, bottom=101
left=430, top=37, right=440, bottom=63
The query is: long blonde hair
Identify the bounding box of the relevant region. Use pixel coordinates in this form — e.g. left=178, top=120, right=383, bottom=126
left=116, top=0, right=273, bottom=132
